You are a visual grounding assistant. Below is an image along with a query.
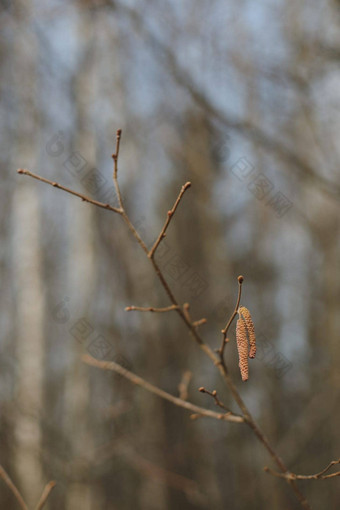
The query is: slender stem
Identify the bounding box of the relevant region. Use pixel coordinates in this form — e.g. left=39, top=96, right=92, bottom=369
left=34, top=481, right=56, bottom=510
left=199, top=387, right=233, bottom=413
left=112, top=129, right=124, bottom=210
left=125, top=305, right=179, bottom=313
left=0, top=465, right=29, bottom=510
left=264, top=459, right=340, bottom=481
left=148, top=182, right=191, bottom=258
left=16, top=169, right=122, bottom=214
left=82, top=354, right=244, bottom=423
left=219, top=275, right=243, bottom=358
left=17, top=129, right=313, bottom=510
left=192, top=318, right=207, bottom=328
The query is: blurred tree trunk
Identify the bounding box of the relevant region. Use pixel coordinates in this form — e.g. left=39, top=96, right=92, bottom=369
left=63, top=9, right=97, bottom=510
left=11, top=2, right=45, bottom=507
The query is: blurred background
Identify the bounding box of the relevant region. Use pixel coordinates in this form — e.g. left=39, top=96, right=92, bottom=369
left=1, top=0, right=340, bottom=508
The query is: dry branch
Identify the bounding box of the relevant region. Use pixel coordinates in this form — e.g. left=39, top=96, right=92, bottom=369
left=17, top=129, right=321, bottom=510
left=148, top=181, right=191, bottom=258
left=0, top=466, right=28, bottom=510
left=264, top=459, right=340, bottom=481
left=199, top=387, right=232, bottom=414
left=125, top=305, right=179, bottom=313
left=17, top=169, right=122, bottom=214
left=219, top=275, right=243, bottom=358
left=82, top=354, right=244, bottom=424
left=0, top=465, right=55, bottom=510
left=34, top=481, right=56, bottom=510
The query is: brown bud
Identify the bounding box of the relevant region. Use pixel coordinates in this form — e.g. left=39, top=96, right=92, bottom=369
left=238, top=275, right=244, bottom=284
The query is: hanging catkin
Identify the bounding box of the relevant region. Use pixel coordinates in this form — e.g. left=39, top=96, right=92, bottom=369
left=239, top=306, right=256, bottom=359
left=236, top=317, right=249, bottom=382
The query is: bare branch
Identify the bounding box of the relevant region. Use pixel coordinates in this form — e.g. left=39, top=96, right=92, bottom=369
left=0, top=465, right=29, bottom=510
left=125, top=305, right=179, bottom=313
left=192, top=318, right=207, bottom=328
left=34, top=481, right=56, bottom=510
left=219, top=275, right=243, bottom=359
left=112, top=128, right=124, bottom=209
left=264, top=459, right=340, bottom=481
left=19, top=130, right=314, bottom=510
left=148, top=182, right=191, bottom=259
left=199, top=387, right=233, bottom=414
left=182, top=302, right=192, bottom=323
left=82, top=354, right=244, bottom=424
left=17, top=169, right=122, bottom=214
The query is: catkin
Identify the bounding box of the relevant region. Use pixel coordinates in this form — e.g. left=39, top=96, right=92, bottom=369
left=239, top=306, right=256, bottom=359
left=236, top=318, right=249, bottom=382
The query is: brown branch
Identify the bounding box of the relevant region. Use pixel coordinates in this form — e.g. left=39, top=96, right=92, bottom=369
left=264, top=459, right=340, bottom=481
left=192, top=318, right=207, bottom=328
left=112, top=128, right=124, bottom=209
left=219, top=275, right=243, bottom=359
left=18, top=129, right=313, bottom=510
left=0, top=465, right=29, bottom=510
left=125, top=305, right=179, bottom=313
left=148, top=181, right=191, bottom=258
left=34, top=481, right=56, bottom=510
left=182, top=302, right=192, bottom=323
left=199, top=387, right=232, bottom=414
left=16, top=169, right=122, bottom=214
left=82, top=354, right=244, bottom=424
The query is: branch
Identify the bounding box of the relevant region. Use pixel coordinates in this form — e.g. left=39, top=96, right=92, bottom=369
left=125, top=305, right=179, bottom=313
left=16, top=169, right=122, bottom=214
left=219, top=275, right=243, bottom=359
left=148, top=181, right=191, bottom=259
left=112, top=128, right=124, bottom=209
left=0, top=465, right=29, bottom=510
left=264, top=459, right=340, bottom=481
left=82, top=354, right=244, bottom=424
left=192, top=318, right=207, bottom=328
left=18, top=130, right=313, bottom=510
left=199, top=387, right=233, bottom=414
left=34, top=481, right=56, bottom=510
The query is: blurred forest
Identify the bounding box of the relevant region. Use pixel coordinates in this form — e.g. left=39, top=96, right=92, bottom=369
left=1, top=0, right=340, bottom=508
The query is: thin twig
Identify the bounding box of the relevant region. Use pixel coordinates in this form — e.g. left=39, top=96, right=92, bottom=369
left=182, top=302, right=192, bottom=323
left=17, top=130, right=313, bottom=510
left=125, top=305, right=179, bottom=313
left=192, top=318, right=207, bottom=328
left=0, top=465, right=29, bottom=510
left=16, top=169, right=122, bottom=214
left=112, top=129, right=124, bottom=209
left=82, top=354, right=244, bottom=423
left=219, top=275, right=243, bottom=359
left=199, top=387, right=232, bottom=414
left=34, top=481, right=56, bottom=510
left=148, top=181, right=191, bottom=258
left=264, top=459, right=340, bottom=481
